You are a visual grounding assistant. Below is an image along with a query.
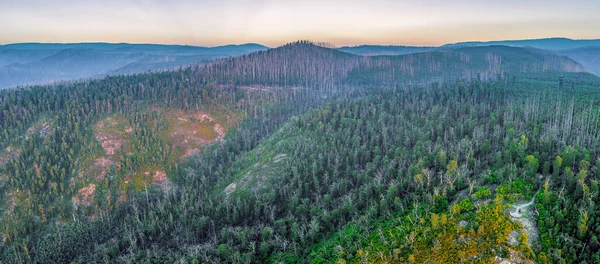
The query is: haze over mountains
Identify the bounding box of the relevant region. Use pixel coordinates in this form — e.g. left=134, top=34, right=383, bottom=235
left=0, top=38, right=598, bottom=89
left=0, top=43, right=268, bottom=89
left=338, top=38, right=600, bottom=76
left=0, top=37, right=598, bottom=90
left=196, top=42, right=584, bottom=89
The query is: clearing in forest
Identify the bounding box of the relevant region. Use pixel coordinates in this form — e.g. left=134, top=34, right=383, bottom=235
left=161, top=110, right=229, bottom=159
left=72, top=115, right=133, bottom=209
left=76, top=116, right=132, bottom=185
left=25, top=118, right=54, bottom=139
left=508, top=190, right=540, bottom=249
left=72, top=109, right=239, bottom=212
left=0, top=146, right=19, bottom=168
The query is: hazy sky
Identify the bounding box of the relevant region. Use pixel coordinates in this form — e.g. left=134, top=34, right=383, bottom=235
left=1, top=0, right=599, bottom=47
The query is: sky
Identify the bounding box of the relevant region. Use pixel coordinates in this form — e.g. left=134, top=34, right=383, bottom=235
left=1, top=0, right=599, bottom=47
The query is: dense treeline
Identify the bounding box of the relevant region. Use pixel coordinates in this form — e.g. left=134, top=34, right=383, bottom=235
left=195, top=41, right=585, bottom=89
left=4, top=75, right=600, bottom=263
left=1, top=41, right=599, bottom=263
left=0, top=65, right=321, bottom=262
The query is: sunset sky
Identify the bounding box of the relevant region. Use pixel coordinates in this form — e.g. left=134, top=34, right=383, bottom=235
left=1, top=0, right=599, bottom=47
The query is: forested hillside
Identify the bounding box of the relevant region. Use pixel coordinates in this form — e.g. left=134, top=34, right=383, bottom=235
left=337, top=45, right=434, bottom=56
left=1, top=41, right=600, bottom=263
left=197, top=41, right=584, bottom=89
left=335, top=38, right=600, bottom=78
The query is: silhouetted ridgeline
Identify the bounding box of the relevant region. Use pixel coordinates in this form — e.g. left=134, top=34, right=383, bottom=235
left=195, top=41, right=585, bottom=88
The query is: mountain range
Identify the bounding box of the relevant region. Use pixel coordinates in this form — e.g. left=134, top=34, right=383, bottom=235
left=2, top=40, right=600, bottom=263
left=0, top=43, right=268, bottom=89
left=338, top=38, right=600, bottom=76
left=0, top=37, right=598, bottom=89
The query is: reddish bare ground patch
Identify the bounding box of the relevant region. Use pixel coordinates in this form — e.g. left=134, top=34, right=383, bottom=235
left=214, top=124, right=225, bottom=138
left=94, top=117, right=130, bottom=156
left=92, top=158, right=115, bottom=181
left=2, top=190, right=31, bottom=242
left=152, top=170, right=167, bottom=183
left=26, top=121, right=53, bottom=139
left=238, top=85, right=276, bottom=91
left=4, top=191, right=22, bottom=215
left=72, top=116, right=130, bottom=190
left=164, top=111, right=226, bottom=159
left=72, top=183, right=96, bottom=207
left=152, top=170, right=172, bottom=191
left=119, top=189, right=127, bottom=203
left=183, top=148, right=200, bottom=158
left=0, top=146, right=19, bottom=166
left=96, top=133, right=126, bottom=156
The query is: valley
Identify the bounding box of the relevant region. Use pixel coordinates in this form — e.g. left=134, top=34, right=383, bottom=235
left=0, top=41, right=599, bottom=263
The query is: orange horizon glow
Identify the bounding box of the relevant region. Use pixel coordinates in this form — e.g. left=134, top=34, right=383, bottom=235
left=1, top=0, right=599, bottom=47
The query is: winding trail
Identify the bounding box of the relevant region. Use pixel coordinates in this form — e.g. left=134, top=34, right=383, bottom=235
left=510, top=189, right=540, bottom=218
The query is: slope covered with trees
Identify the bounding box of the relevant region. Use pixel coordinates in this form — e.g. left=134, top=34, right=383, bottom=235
left=337, top=45, right=434, bottom=56
left=0, top=41, right=599, bottom=263
left=196, top=41, right=585, bottom=88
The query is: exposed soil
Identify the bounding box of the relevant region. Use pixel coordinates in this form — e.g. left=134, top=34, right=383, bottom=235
left=72, top=183, right=96, bottom=207
left=95, top=133, right=126, bottom=156
left=74, top=117, right=130, bottom=188
left=95, top=117, right=130, bottom=156
left=224, top=152, right=287, bottom=197
left=225, top=182, right=237, bottom=197
left=238, top=85, right=275, bottom=92
left=4, top=191, right=21, bottom=216
left=0, top=146, right=19, bottom=167
left=164, top=111, right=226, bottom=159
left=508, top=189, right=540, bottom=248
left=152, top=170, right=171, bottom=191
left=494, top=248, right=535, bottom=264
left=92, top=157, right=115, bottom=181
left=26, top=121, right=53, bottom=139
left=273, top=153, right=288, bottom=163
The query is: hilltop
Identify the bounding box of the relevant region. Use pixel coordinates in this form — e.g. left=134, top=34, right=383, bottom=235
left=197, top=41, right=585, bottom=87
left=2, top=38, right=598, bottom=89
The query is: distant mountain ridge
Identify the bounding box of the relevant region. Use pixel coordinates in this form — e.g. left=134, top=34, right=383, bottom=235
left=337, top=38, right=600, bottom=77
left=196, top=41, right=585, bottom=88
left=559, top=46, right=600, bottom=76
left=444, top=37, right=600, bottom=51
left=337, top=45, right=434, bottom=56
left=0, top=42, right=268, bottom=52
left=0, top=42, right=269, bottom=89
left=1, top=37, right=598, bottom=89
